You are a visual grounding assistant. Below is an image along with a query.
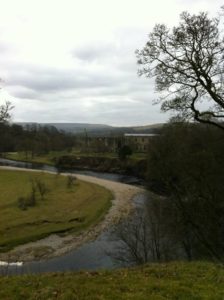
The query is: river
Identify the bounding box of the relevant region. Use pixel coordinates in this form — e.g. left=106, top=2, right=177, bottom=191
left=0, top=158, right=146, bottom=275
left=0, top=157, right=144, bottom=185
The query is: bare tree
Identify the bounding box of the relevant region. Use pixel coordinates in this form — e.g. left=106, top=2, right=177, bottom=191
left=111, top=208, right=152, bottom=265
left=110, top=196, right=179, bottom=265
left=136, top=11, right=224, bottom=130
left=0, top=101, right=13, bottom=123
left=67, top=174, right=77, bottom=189
left=35, top=178, right=49, bottom=200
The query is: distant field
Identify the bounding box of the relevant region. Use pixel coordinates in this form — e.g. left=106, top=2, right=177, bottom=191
left=0, top=169, right=112, bottom=252
left=5, top=151, right=67, bottom=165
left=5, top=150, right=146, bottom=165
left=0, top=262, right=223, bottom=299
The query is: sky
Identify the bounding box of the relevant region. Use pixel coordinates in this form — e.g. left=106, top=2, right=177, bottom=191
left=0, top=0, right=223, bottom=126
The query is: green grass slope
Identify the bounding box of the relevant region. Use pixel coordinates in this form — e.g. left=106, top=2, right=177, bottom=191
left=0, top=169, right=112, bottom=251
left=0, top=262, right=223, bottom=299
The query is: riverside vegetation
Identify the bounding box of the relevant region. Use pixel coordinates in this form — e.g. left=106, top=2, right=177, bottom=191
left=5, top=150, right=147, bottom=177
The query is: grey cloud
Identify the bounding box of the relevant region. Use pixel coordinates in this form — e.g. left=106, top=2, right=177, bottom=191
left=13, top=87, right=168, bottom=125
left=77, top=98, right=167, bottom=125
left=7, top=86, right=38, bottom=99
left=5, top=65, right=149, bottom=103
left=2, top=31, right=152, bottom=101
left=72, top=42, right=117, bottom=62
left=72, top=37, right=139, bottom=73
left=5, top=64, right=128, bottom=95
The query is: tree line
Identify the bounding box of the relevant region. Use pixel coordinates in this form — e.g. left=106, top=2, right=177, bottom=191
left=0, top=122, right=74, bottom=157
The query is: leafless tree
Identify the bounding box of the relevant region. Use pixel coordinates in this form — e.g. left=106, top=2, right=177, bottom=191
left=110, top=196, right=179, bottom=265
left=67, top=174, right=77, bottom=188
left=0, top=101, right=13, bottom=123
left=35, top=178, right=49, bottom=200
left=136, top=11, right=224, bottom=130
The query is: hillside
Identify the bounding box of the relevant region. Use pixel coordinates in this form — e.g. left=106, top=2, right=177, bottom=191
left=15, top=122, right=164, bottom=136
left=0, top=262, right=223, bottom=299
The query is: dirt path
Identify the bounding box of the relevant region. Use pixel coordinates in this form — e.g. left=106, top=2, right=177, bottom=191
left=0, top=166, right=145, bottom=262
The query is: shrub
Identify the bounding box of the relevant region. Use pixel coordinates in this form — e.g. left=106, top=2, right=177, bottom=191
left=35, top=178, right=49, bottom=200
left=17, top=196, right=27, bottom=210
left=67, top=175, right=77, bottom=189
left=118, top=145, right=132, bottom=161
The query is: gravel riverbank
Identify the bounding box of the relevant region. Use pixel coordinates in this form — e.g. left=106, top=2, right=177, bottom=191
left=0, top=166, right=145, bottom=262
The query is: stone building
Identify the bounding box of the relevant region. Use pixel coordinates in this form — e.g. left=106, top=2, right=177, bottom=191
left=124, top=133, right=158, bottom=152
left=77, top=133, right=158, bottom=153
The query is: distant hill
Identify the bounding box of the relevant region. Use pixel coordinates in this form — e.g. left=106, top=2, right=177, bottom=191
left=44, top=123, right=113, bottom=134
left=15, top=122, right=164, bottom=136
left=133, top=123, right=164, bottom=131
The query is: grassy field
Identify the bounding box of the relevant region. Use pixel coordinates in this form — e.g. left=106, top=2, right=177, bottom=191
left=0, top=262, right=223, bottom=299
left=0, top=169, right=112, bottom=252
left=5, top=150, right=146, bottom=165
left=5, top=151, right=67, bottom=165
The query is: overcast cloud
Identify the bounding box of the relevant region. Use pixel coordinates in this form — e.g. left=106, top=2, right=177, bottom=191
left=0, top=0, right=223, bottom=125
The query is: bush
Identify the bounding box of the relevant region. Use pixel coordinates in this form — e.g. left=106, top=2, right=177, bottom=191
left=17, top=196, right=27, bottom=210
left=118, top=145, right=132, bottom=161
left=67, top=175, right=77, bottom=189
left=17, top=177, right=49, bottom=210
left=17, top=191, right=36, bottom=210
left=35, top=178, right=49, bottom=200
